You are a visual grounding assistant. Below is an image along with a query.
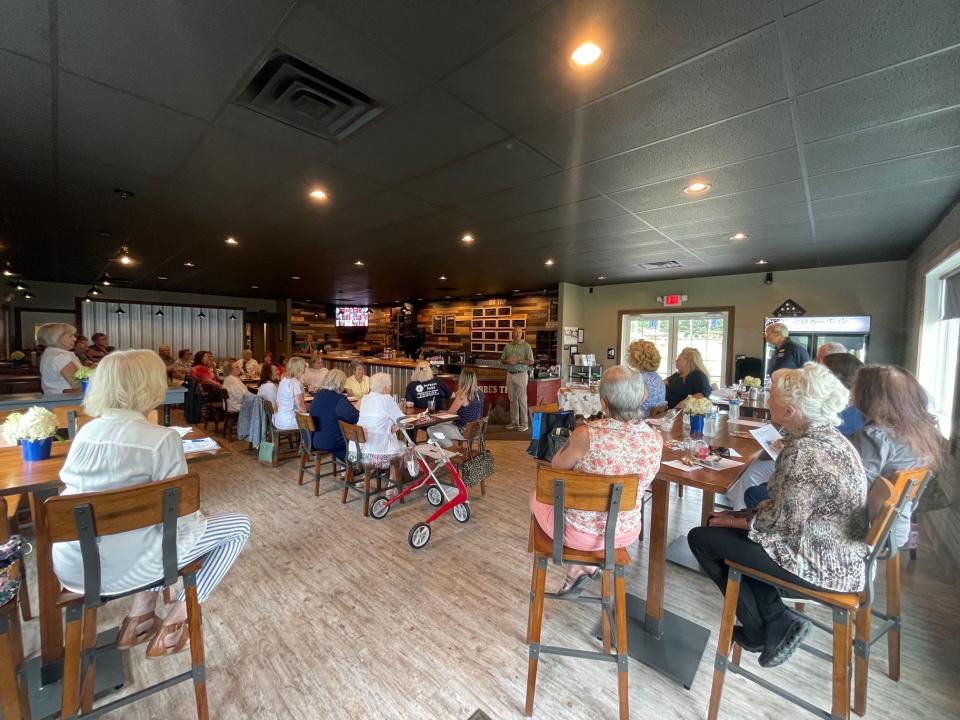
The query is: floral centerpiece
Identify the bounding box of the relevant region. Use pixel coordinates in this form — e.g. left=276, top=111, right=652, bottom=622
left=685, top=397, right=714, bottom=438
left=3, top=407, right=61, bottom=461
left=9, top=351, right=25, bottom=364
left=742, top=375, right=762, bottom=389
left=75, top=366, right=94, bottom=392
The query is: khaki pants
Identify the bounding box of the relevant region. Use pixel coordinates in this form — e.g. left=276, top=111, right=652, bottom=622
left=506, top=371, right=529, bottom=428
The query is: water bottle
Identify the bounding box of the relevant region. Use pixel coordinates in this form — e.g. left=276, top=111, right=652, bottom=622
left=704, top=411, right=718, bottom=437
left=728, top=397, right=740, bottom=421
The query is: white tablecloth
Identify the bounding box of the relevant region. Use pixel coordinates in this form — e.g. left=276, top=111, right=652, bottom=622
left=558, top=388, right=602, bottom=417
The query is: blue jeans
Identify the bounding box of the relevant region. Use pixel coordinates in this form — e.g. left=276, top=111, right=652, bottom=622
left=744, top=483, right=770, bottom=508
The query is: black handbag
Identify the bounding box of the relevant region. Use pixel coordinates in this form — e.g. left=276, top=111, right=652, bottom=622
left=544, top=427, right=571, bottom=462
left=526, top=410, right=575, bottom=459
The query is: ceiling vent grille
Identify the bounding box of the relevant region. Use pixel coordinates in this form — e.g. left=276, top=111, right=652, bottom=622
left=236, top=52, right=381, bottom=141
left=639, top=260, right=684, bottom=270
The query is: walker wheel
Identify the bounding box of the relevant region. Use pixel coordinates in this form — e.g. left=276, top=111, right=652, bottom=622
left=408, top=522, right=431, bottom=549
left=426, top=486, right=444, bottom=506
left=370, top=497, right=390, bottom=519
left=452, top=503, right=470, bottom=523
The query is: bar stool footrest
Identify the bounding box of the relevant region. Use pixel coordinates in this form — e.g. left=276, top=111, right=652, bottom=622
left=537, top=644, right=619, bottom=664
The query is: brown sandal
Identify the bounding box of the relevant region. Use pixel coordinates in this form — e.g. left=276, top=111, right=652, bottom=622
left=145, top=621, right=190, bottom=658
left=116, top=613, right=161, bottom=650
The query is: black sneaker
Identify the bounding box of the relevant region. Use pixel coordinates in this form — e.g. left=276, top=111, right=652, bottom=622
left=759, top=610, right=812, bottom=668
left=732, top=626, right=764, bottom=653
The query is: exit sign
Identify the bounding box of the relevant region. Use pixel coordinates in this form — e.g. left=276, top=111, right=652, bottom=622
left=659, top=293, right=688, bottom=307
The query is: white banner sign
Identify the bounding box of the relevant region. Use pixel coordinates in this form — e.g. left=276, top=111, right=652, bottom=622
left=764, top=315, right=871, bottom=334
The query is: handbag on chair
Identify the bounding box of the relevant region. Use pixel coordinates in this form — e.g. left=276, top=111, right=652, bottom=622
left=460, top=449, right=495, bottom=487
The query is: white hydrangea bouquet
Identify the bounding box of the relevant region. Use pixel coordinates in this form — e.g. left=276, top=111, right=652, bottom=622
left=742, top=375, right=762, bottom=389
left=74, top=367, right=94, bottom=381
left=685, top=396, right=715, bottom=416
left=3, top=407, right=60, bottom=443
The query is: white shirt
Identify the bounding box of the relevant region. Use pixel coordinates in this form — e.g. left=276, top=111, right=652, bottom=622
left=273, top=376, right=303, bottom=430
left=356, top=393, right=405, bottom=458
left=40, top=347, right=81, bottom=394
left=52, top=409, right=206, bottom=595
left=258, top=381, right=278, bottom=407
left=223, top=375, right=250, bottom=412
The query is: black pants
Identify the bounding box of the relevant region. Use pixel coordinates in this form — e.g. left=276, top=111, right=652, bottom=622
left=687, top=526, right=821, bottom=633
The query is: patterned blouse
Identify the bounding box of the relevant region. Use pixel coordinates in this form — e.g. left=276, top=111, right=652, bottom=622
left=568, top=418, right=663, bottom=537
left=749, top=424, right=869, bottom=592
left=639, top=370, right=666, bottom=416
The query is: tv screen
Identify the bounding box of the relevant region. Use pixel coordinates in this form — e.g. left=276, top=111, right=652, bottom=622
left=336, top=306, right=369, bottom=327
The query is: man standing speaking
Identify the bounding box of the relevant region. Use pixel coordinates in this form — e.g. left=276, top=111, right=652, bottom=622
left=500, top=327, right=534, bottom=432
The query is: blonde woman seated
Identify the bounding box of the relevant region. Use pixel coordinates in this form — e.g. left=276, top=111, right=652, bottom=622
left=302, top=352, right=329, bottom=391
left=52, top=350, right=250, bottom=656
left=531, top=366, right=663, bottom=596
left=664, top=346, right=712, bottom=409
left=430, top=369, right=485, bottom=447
left=344, top=359, right=370, bottom=400
left=273, top=356, right=307, bottom=430
left=38, top=322, right=82, bottom=394
left=221, top=358, right=252, bottom=412
left=404, top=360, right=452, bottom=409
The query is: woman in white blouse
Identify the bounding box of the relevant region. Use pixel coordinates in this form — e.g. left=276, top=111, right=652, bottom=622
left=221, top=358, right=251, bottom=412
left=38, top=323, right=82, bottom=394
left=273, top=356, right=307, bottom=430
left=257, top=363, right=280, bottom=406
left=52, top=350, right=250, bottom=657
left=355, top=372, right=406, bottom=468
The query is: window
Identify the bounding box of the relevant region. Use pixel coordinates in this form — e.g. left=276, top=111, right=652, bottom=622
left=918, top=250, right=960, bottom=439
left=620, top=310, right=730, bottom=385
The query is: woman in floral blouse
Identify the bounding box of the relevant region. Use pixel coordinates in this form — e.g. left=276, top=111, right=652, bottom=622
left=532, top=365, right=663, bottom=596
left=688, top=362, right=869, bottom=668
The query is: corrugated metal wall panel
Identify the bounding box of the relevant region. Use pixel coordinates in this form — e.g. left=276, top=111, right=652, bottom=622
left=81, top=301, right=242, bottom=358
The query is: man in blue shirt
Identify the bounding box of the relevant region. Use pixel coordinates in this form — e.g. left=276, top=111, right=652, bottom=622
left=765, top=322, right=811, bottom=373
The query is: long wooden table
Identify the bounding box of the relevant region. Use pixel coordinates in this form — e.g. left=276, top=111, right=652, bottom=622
left=0, top=428, right=225, bottom=714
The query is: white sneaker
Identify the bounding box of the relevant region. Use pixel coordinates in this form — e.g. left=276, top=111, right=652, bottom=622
left=505, top=424, right=518, bottom=430
left=518, top=425, right=529, bottom=432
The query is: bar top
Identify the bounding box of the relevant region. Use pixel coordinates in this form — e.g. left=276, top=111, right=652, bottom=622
left=0, top=385, right=186, bottom=410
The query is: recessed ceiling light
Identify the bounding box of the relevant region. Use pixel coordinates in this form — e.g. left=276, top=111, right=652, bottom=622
left=514, top=289, right=520, bottom=292
left=225, top=236, right=239, bottom=245
left=730, top=232, right=749, bottom=241
left=117, top=245, right=134, bottom=265
left=308, top=188, right=328, bottom=201
left=544, top=258, right=555, bottom=266
left=88, top=286, right=101, bottom=296
left=291, top=275, right=300, bottom=280
left=158, top=276, right=168, bottom=280
left=1, top=269, right=13, bottom=277
left=23, top=292, right=33, bottom=299
left=251, top=285, right=259, bottom=289
left=461, top=233, right=474, bottom=244
left=439, top=275, right=447, bottom=281
left=183, top=261, right=195, bottom=267
left=683, top=181, right=711, bottom=195
left=14, top=282, right=28, bottom=291
left=354, top=259, right=364, bottom=266
left=756, top=259, right=768, bottom=265
left=597, top=275, right=606, bottom=280
left=444, top=295, right=451, bottom=299
left=571, top=42, right=603, bottom=66
left=83, top=295, right=92, bottom=303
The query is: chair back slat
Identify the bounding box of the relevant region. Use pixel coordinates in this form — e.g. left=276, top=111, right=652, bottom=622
left=43, top=474, right=201, bottom=543
left=296, top=412, right=316, bottom=451
left=864, top=477, right=898, bottom=549
left=338, top=420, right=366, bottom=444
left=535, top=466, right=639, bottom=512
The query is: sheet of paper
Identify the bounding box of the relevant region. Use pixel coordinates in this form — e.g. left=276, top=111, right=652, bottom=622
left=727, top=418, right=769, bottom=428
left=726, top=447, right=742, bottom=458
left=645, top=418, right=662, bottom=427
left=183, top=438, right=220, bottom=454
left=749, top=424, right=784, bottom=460
left=170, top=426, right=193, bottom=437
left=709, top=457, right=744, bottom=470
left=661, top=459, right=699, bottom=472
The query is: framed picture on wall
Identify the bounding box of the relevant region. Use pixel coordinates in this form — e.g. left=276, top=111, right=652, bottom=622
left=471, top=318, right=483, bottom=329
left=471, top=341, right=484, bottom=352
left=432, top=316, right=443, bottom=334
left=484, top=319, right=497, bottom=328
left=483, top=307, right=498, bottom=317
left=444, top=314, right=456, bottom=334
left=497, top=318, right=511, bottom=328
left=472, top=308, right=484, bottom=317
left=484, top=331, right=496, bottom=340
left=511, top=318, right=526, bottom=328
left=471, top=330, right=483, bottom=340
left=483, top=342, right=496, bottom=351
left=577, top=328, right=584, bottom=343
left=496, top=306, right=511, bottom=316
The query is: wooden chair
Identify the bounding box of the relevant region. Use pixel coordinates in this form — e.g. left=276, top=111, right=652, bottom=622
left=262, top=398, right=300, bottom=467
left=295, top=413, right=342, bottom=496
left=337, top=421, right=402, bottom=518
left=0, top=553, right=30, bottom=719
left=42, top=474, right=209, bottom=719
left=0, top=497, right=31, bottom=622
left=707, top=470, right=920, bottom=720
left=199, top=384, right=226, bottom=434
left=525, top=466, right=639, bottom=720
left=221, top=398, right=240, bottom=440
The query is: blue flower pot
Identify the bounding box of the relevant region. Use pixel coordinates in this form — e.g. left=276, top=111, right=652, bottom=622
left=21, top=437, right=53, bottom=462
left=80, top=378, right=89, bottom=394
left=690, top=414, right=705, bottom=438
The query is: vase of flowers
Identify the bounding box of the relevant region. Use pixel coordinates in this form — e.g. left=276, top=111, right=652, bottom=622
left=685, top=397, right=714, bottom=439
left=75, top=366, right=94, bottom=393
left=743, top=375, right=762, bottom=399
left=3, top=407, right=60, bottom=462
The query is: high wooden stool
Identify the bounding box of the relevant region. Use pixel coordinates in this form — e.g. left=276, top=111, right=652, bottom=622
left=262, top=398, right=300, bottom=467
left=337, top=421, right=404, bottom=517
left=707, top=471, right=918, bottom=720
left=295, top=413, right=342, bottom=495
left=43, top=473, right=210, bottom=719
left=525, top=466, right=639, bottom=720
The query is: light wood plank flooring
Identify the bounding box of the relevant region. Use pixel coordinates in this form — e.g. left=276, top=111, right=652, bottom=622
left=17, top=430, right=960, bottom=719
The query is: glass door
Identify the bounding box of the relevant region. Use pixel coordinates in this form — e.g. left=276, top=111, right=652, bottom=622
left=621, top=310, right=730, bottom=385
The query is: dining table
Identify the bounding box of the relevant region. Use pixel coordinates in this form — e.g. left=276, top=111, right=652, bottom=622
left=709, top=391, right=772, bottom=419
left=0, top=427, right=226, bottom=717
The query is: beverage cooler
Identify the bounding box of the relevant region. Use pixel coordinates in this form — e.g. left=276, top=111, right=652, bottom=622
left=762, top=316, right=871, bottom=377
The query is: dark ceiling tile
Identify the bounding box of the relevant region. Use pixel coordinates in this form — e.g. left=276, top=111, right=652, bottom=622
left=610, top=149, right=802, bottom=213
left=58, top=72, right=207, bottom=177
left=456, top=169, right=597, bottom=222
left=638, top=181, right=808, bottom=228
left=399, top=139, right=560, bottom=207
left=781, top=0, right=823, bottom=15
left=0, top=138, right=52, bottom=189
left=809, top=146, right=960, bottom=200
left=327, top=87, right=506, bottom=185
left=660, top=203, right=812, bottom=240
left=804, top=106, right=960, bottom=175
left=510, top=214, right=649, bottom=250
left=0, top=51, right=51, bottom=149
left=325, top=190, right=438, bottom=236
left=811, top=176, right=960, bottom=217
left=486, top=196, right=627, bottom=239
left=797, top=47, right=960, bottom=142
left=680, top=221, right=814, bottom=250
left=783, top=0, right=960, bottom=93
left=321, top=0, right=552, bottom=82
left=276, top=2, right=428, bottom=105
left=0, top=1, right=49, bottom=62
left=214, top=105, right=337, bottom=161
left=58, top=0, right=295, bottom=120
left=521, top=25, right=787, bottom=167
left=444, top=0, right=775, bottom=132
left=580, top=103, right=796, bottom=194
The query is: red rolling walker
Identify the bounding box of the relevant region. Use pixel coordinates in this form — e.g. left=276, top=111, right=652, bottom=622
left=368, top=428, right=470, bottom=549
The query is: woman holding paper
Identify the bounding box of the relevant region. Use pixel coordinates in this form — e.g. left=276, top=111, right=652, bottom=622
left=687, top=362, right=868, bottom=668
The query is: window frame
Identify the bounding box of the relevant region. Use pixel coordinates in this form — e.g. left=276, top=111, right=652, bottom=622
left=917, top=250, right=960, bottom=442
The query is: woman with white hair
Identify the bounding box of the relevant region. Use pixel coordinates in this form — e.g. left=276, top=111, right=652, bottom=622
left=687, top=363, right=869, bottom=668
left=532, top=366, right=663, bottom=596
left=52, top=350, right=250, bottom=657
left=403, top=360, right=452, bottom=409
left=38, top=322, right=82, bottom=394
left=355, top=372, right=406, bottom=468
left=273, top=356, right=308, bottom=430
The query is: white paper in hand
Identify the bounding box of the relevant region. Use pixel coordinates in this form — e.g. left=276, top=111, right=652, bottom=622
left=750, top=424, right=784, bottom=460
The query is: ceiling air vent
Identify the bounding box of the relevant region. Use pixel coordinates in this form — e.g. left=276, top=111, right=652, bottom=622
left=639, top=260, right=684, bottom=270
left=236, top=52, right=381, bottom=141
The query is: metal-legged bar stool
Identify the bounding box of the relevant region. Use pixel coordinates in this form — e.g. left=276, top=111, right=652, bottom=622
left=43, top=473, right=211, bottom=719
left=708, top=471, right=918, bottom=720
left=525, top=465, right=639, bottom=720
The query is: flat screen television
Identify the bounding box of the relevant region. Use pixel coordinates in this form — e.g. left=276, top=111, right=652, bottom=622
left=335, top=306, right=369, bottom=327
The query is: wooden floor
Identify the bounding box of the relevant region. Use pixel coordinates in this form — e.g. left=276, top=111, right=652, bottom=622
left=18, top=426, right=960, bottom=719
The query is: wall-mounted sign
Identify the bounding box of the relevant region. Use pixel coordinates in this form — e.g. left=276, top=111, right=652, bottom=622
left=607, top=347, right=615, bottom=360
left=658, top=293, right=688, bottom=307
left=764, top=315, right=871, bottom=334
